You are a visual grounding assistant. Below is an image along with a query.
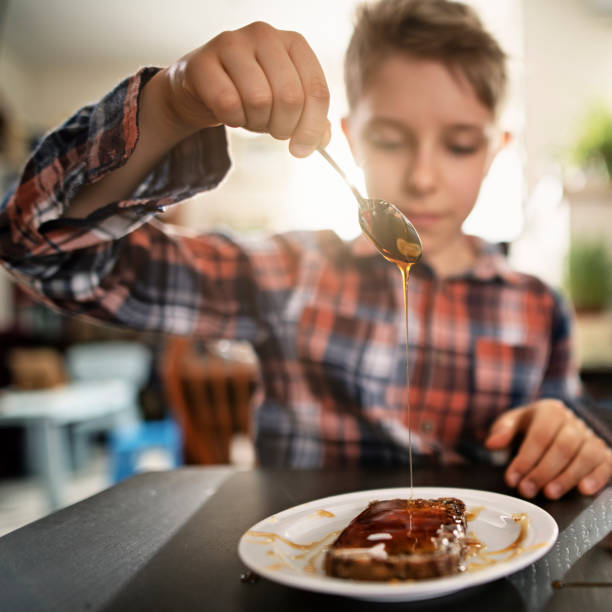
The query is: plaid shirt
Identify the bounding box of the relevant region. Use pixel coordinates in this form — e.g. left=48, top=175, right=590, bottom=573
left=0, top=68, right=583, bottom=467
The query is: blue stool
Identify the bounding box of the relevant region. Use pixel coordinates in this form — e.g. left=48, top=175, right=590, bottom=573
left=109, top=419, right=183, bottom=483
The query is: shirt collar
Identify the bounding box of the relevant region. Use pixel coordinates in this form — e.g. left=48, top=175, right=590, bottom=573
left=348, top=233, right=522, bottom=285
left=468, top=236, right=522, bottom=284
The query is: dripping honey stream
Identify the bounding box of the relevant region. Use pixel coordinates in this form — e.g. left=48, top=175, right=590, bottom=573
left=360, top=208, right=422, bottom=495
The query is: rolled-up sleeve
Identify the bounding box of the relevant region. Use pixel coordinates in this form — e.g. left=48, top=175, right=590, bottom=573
left=0, top=67, right=301, bottom=342
left=1, top=67, right=230, bottom=257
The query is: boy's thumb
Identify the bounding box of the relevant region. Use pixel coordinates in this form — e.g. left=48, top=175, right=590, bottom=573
left=484, top=409, right=523, bottom=449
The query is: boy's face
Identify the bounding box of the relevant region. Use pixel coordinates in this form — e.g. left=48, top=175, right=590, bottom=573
left=343, top=54, right=502, bottom=259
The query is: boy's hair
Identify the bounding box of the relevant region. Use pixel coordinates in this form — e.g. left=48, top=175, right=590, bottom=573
left=345, top=0, right=507, bottom=115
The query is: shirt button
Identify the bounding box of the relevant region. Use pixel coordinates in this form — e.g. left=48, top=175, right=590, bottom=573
left=421, top=420, right=434, bottom=433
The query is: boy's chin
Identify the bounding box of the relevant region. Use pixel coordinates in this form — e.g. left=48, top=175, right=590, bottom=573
left=417, top=232, right=455, bottom=255
left=418, top=232, right=474, bottom=268
left=411, top=227, right=437, bottom=249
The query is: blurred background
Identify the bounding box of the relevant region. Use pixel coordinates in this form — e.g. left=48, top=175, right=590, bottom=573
left=0, top=0, right=611, bottom=534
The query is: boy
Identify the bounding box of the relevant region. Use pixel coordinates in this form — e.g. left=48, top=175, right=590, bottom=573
left=1, top=0, right=610, bottom=499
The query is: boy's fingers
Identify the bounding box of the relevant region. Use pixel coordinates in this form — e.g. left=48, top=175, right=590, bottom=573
left=543, top=437, right=611, bottom=499
left=516, top=423, right=583, bottom=498
left=174, top=52, right=246, bottom=129
left=213, top=32, right=273, bottom=132
left=179, top=24, right=328, bottom=153
left=282, top=31, right=330, bottom=157
left=253, top=28, right=305, bottom=140
left=504, top=400, right=566, bottom=488
left=578, top=452, right=612, bottom=495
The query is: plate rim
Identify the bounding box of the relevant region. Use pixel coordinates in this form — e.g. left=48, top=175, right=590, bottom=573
left=238, top=486, right=558, bottom=602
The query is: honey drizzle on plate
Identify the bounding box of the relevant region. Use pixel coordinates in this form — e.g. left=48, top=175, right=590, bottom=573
left=265, top=562, right=287, bottom=571
left=246, top=528, right=341, bottom=574
left=311, top=509, right=335, bottom=518
left=466, top=506, right=485, bottom=522
left=246, top=530, right=334, bottom=550
left=466, top=513, right=545, bottom=571
left=486, top=513, right=529, bottom=555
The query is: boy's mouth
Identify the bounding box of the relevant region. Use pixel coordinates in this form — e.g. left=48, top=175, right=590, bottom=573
left=404, top=212, right=443, bottom=230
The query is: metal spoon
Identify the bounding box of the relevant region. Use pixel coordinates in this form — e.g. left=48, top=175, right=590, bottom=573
left=317, top=147, right=422, bottom=265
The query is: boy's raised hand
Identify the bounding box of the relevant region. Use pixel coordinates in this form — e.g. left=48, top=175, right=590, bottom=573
left=162, top=21, right=331, bottom=157
left=485, top=399, right=612, bottom=499
left=66, top=23, right=329, bottom=221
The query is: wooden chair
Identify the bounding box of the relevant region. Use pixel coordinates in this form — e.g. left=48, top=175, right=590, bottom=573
left=162, top=336, right=258, bottom=465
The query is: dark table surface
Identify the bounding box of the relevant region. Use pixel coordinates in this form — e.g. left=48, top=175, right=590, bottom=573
left=0, top=465, right=610, bottom=612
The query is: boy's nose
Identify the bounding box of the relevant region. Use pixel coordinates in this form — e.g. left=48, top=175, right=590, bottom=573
left=403, top=148, right=437, bottom=196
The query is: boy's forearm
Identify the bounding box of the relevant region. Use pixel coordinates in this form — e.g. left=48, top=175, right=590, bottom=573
left=65, top=69, right=201, bottom=219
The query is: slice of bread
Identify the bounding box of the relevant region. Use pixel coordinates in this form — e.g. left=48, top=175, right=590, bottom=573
left=324, top=497, right=467, bottom=581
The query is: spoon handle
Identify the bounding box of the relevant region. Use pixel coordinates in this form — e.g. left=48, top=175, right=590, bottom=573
left=317, top=147, right=367, bottom=209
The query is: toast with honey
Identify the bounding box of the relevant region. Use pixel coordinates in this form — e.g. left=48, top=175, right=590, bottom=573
left=324, top=497, right=467, bottom=581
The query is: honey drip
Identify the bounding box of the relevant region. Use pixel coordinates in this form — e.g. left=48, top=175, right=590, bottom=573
left=400, top=264, right=413, bottom=497
left=360, top=203, right=421, bottom=495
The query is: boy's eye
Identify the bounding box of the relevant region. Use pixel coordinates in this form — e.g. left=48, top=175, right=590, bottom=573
left=364, top=132, right=409, bottom=150
left=362, top=123, right=412, bottom=151
left=446, top=143, right=481, bottom=155
left=370, top=139, right=405, bottom=150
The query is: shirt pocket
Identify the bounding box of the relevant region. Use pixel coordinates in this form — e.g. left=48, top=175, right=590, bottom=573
left=474, top=337, right=542, bottom=412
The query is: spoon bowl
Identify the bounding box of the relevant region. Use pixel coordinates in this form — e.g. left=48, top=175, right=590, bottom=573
left=317, top=148, right=422, bottom=265
left=358, top=198, right=423, bottom=265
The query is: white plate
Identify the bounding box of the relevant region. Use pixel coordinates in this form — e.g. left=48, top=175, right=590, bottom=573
left=238, top=487, right=558, bottom=602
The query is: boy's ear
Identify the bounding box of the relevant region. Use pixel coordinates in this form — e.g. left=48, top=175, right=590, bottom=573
left=491, top=129, right=512, bottom=153
left=500, top=130, right=512, bottom=148
left=485, top=129, right=513, bottom=172
left=341, top=116, right=363, bottom=167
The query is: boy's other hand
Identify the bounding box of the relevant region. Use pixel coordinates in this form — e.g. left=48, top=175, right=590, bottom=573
left=160, top=21, right=331, bottom=157
left=485, top=399, right=612, bottom=499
